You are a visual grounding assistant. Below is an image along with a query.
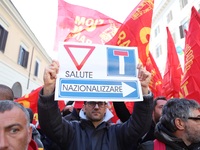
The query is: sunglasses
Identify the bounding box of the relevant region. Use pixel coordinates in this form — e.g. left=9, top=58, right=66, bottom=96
left=86, top=101, right=106, bottom=108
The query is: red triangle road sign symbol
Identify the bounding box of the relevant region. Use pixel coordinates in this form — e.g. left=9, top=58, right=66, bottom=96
left=64, top=44, right=95, bottom=70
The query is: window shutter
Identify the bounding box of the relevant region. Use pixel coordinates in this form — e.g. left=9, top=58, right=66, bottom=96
left=0, top=26, right=8, bottom=52
left=23, top=51, right=29, bottom=68
left=34, top=61, right=39, bottom=76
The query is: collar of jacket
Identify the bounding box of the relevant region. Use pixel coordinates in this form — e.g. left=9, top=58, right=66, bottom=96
left=155, top=122, right=188, bottom=149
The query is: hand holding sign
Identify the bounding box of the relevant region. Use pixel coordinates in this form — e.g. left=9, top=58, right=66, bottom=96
left=43, top=60, right=60, bottom=96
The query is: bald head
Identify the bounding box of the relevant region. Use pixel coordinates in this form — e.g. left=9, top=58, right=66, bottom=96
left=0, top=84, right=14, bottom=100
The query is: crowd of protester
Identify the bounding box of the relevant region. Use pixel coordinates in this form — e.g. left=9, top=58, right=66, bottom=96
left=1, top=60, right=200, bottom=150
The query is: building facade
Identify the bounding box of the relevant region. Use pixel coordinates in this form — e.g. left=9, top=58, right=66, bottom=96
left=0, top=0, right=52, bottom=98
left=150, top=0, right=200, bottom=75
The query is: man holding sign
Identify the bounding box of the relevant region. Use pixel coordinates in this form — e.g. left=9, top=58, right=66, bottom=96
left=38, top=60, right=153, bottom=150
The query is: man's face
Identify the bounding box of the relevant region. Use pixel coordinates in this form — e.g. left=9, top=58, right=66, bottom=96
left=0, top=107, right=32, bottom=150
left=153, top=100, right=167, bottom=123
left=83, top=101, right=107, bottom=123
left=184, top=109, right=200, bottom=144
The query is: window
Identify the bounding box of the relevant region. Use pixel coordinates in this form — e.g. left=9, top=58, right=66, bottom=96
left=167, top=11, right=173, bottom=23
left=156, top=45, right=162, bottom=58
left=179, top=20, right=189, bottom=39
left=154, top=25, right=160, bottom=37
left=180, top=0, right=188, bottom=9
left=0, top=24, right=8, bottom=52
left=34, top=60, right=40, bottom=77
left=18, top=46, right=29, bottom=68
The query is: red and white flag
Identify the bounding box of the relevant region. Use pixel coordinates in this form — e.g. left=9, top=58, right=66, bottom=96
left=54, top=0, right=122, bottom=50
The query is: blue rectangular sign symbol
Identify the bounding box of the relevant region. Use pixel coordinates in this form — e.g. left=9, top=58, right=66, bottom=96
left=58, top=78, right=141, bottom=101
left=107, top=47, right=137, bottom=77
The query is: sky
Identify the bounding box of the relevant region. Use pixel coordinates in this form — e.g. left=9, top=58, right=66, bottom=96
left=11, top=0, right=141, bottom=59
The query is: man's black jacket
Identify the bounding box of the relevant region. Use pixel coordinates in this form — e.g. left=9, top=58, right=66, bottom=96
left=38, top=89, right=153, bottom=150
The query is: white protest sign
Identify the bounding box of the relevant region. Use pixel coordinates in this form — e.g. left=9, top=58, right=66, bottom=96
left=55, top=42, right=143, bottom=101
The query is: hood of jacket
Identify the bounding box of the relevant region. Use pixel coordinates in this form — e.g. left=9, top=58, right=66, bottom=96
left=79, top=108, right=113, bottom=122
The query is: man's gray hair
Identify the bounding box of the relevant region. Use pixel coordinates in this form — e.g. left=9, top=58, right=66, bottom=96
left=160, top=98, right=200, bottom=132
left=0, top=100, right=30, bottom=126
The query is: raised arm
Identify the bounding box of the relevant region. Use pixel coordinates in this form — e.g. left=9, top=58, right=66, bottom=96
left=43, top=60, right=59, bottom=95
left=38, top=60, right=74, bottom=148
left=113, top=63, right=151, bottom=123
left=116, top=64, right=153, bottom=148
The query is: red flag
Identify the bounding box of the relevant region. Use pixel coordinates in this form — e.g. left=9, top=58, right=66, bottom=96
left=180, top=7, right=200, bottom=103
left=54, top=0, right=122, bottom=50
left=15, top=86, right=65, bottom=125
left=108, top=101, right=134, bottom=123
left=162, top=27, right=183, bottom=99
left=105, top=0, right=161, bottom=97
left=145, top=52, right=163, bottom=98
left=106, top=0, right=154, bottom=65
left=108, top=102, right=120, bottom=123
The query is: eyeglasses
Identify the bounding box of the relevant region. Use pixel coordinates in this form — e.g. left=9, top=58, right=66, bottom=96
left=188, top=117, right=200, bottom=121
left=86, top=101, right=106, bottom=108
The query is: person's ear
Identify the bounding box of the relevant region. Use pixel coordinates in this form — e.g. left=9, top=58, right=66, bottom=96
left=82, top=104, right=86, bottom=113
left=174, top=118, right=185, bottom=130
left=105, top=104, right=108, bottom=108
left=104, top=105, right=108, bottom=113
left=28, top=126, right=33, bottom=143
